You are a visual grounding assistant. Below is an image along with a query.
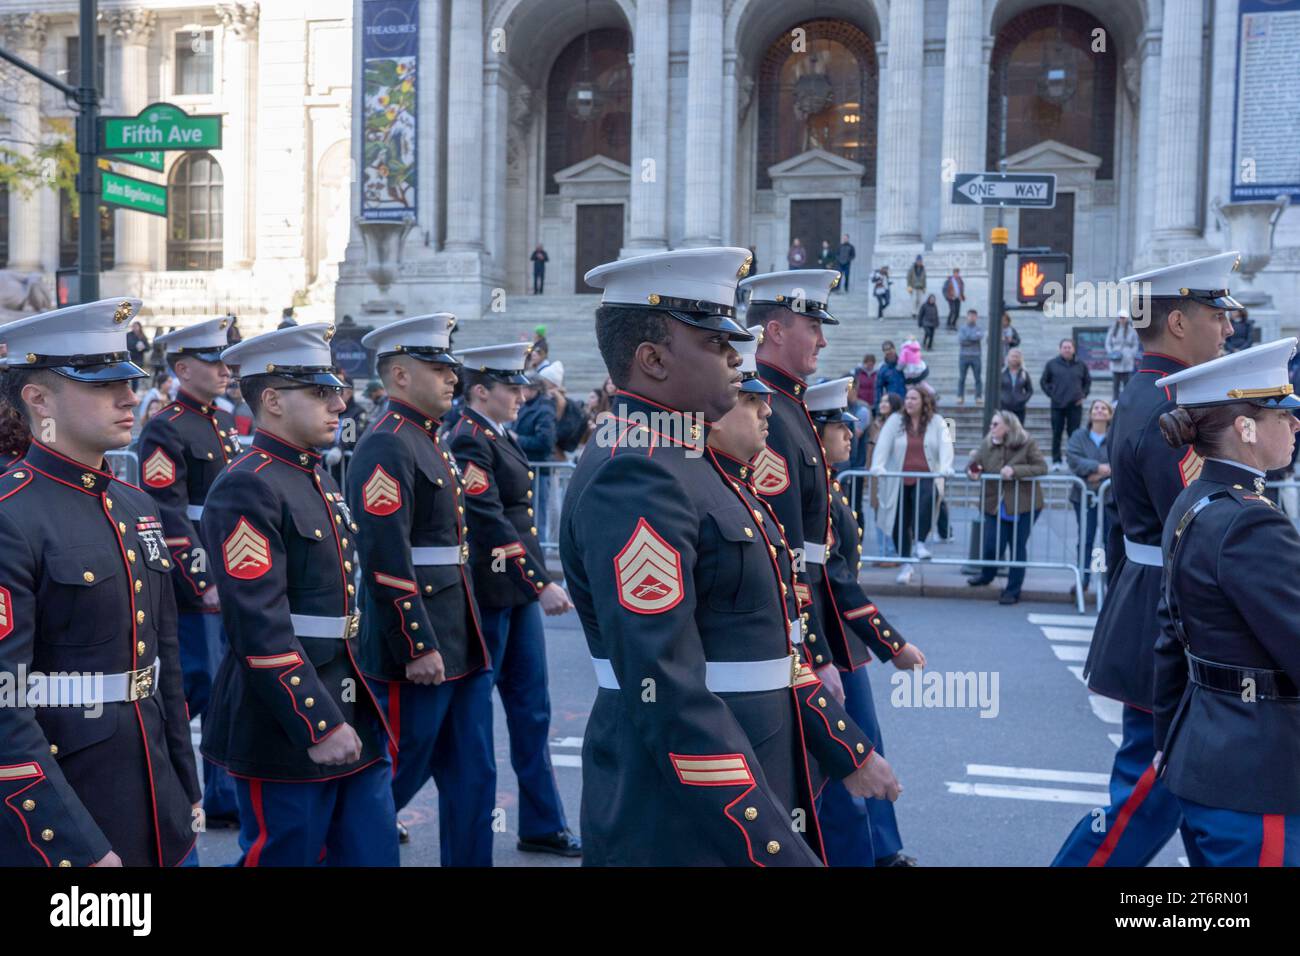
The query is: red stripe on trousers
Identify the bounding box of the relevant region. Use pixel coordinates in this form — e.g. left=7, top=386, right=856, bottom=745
left=245, top=780, right=268, bottom=867
left=388, top=681, right=401, bottom=775
left=1087, top=763, right=1159, bottom=867
left=1260, top=815, right=1285, bottom=867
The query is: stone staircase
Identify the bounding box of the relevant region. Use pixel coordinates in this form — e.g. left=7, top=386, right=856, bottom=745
left=447, top=289, right=1076, bottom=454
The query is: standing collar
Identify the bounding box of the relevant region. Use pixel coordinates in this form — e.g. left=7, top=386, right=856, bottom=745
left=711, top=447, right=754, bottom=483
left=386, top=397, right=441, bottom=435
left=465, top=405, right=507, bottom=436
left=757, top=360, right=809, bottom=399
left=610, top=390, right=711, bottom=448
left=253, top=429, right=322, bottom=471
left=175, top=388, right=218, bottom=418
left=1137, top=352, right=1191, bottom=375
left=1203, top=457, right=1265, bottom=481
left=23, top=441, right=115, bottom=495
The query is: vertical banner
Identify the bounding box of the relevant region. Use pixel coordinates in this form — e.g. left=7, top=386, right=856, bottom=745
left=361, top=0, right=419, bottom=220
left=1232, top=0, right=1300, bottom=201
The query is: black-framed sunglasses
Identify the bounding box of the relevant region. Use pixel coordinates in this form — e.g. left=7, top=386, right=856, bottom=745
left=274, top=384, right=345, bottom=401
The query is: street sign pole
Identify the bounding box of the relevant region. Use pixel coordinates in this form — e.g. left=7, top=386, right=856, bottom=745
left=77, top=0, right=101, bottom=302
left=985, top=225, right=1008, bottom=432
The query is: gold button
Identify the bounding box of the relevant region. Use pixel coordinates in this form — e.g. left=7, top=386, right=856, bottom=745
left=458, top=506, right=464, bottom=514
left=22, top=799, right=35, bottom=811
left=335, top=514, right=342, bottom=524
left=837, top=720, right=846, bottom=731
left=526, top=570, right=535, bottom=578
left=424, top=585, right=433, bottom=594
left=393, top=414, right=402, bottom=420
left=416, top=642, right=425, bottom=651
left=314, top=529, right=322, bottom=538
left=305, top=697, right=315, bottom=708
left=118, top=521, right=126, bottom=533
left=526, top=490, right=533, bottom=500
left=528, top=470, right=535, bottom=480
left=872, top=617, right=881, bottom=625
left=753, top=509, right=763, bottom=522
left=766, top=840, right=780, bottom=855
left=199, top=580, right=207, bottom=588
left=317, top=721, right=327, bottom=731
left=424, top=420, right=432, bottom=429
left=402, top=601, right=411, bottom=610
left=818, top=697, right=827, bottom=708
left=530, top=526, right=537, bottom=535
left=82, top=571, right=95, bottom=583
left=261, top=454, right=269, bottom=460
left=768, top=546, right=776, bottom=556
left=59, top=859, right=71, bottom=867
left=127, top=550, right=136, bottom=562
left=883, top=630, right=891, bottom=637
left=527, top=508, right=534, bottom=517
left=341, top=538, right=349, bottom=548
left=807, top=632, right=816, bottom=640
left=411, top=622, right=420, bottom=631
left=105, top=499, right=113, bottom=510
left=290, top=676, right=301, bottom=686
left=351, top=523, right=359, bottom=532
left=134, top=580, right=142, bottom=593
left=743, top=527, right=753, bottom=538
left=856, top=743, right=865, bottom=754
left=808, top=634, right=816, bottom=643
left=49, top=744, right=58, bottom=756
left=811, top=456, right=817, bottom=464
left=892, top=642, right=900, bottom=650
left=136, top=611, right=145, bottom=624
left=180, top=552, right=189, bottom=561
left=41, top=828, right=54, bottom=841
left=344, top=561, right=353, bottom=572
left=137, top=641, right=146, bottom=655
left=815, top=654, right=824, bottom=663
left=347, top=584, right=355, bottom=595
left=207, top=452, right=214, bottom=460
left=162, top=559, right=170, bottom=569
left=744, top=807, right=757, bottom=821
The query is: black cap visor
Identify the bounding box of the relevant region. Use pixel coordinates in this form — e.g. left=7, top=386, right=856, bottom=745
left=48, top=359, right=149, bottom=383
left=739, top=374, right=774, bottom=395
left=668, top=310, right=754, bottom=341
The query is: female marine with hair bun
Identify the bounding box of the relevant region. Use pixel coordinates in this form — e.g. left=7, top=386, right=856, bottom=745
left=1152, top=338, right=1300, bottom=866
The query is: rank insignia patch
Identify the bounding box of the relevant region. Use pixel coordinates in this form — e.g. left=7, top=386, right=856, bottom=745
left=462, top=463, right=490, bottom=496
left=0, top=586, right=12, bottom=641
left=751, top=446, right=790, bottom=496
left=1179, top=448, right=1204, bottom=486
left=615, top=518, right=684, bottom=615
left=223, top=517, right=271, bottom=579
left=142, top=448, right=176, bottom=488
left=362, top=465, right=401, bottom=515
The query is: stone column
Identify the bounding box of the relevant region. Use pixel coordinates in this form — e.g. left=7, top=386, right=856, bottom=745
left=443, top=0, right=483, bottom=251
left=936, top=0, right=984, bottom=245
left=216, top=3, right=259, bottom=269
left=1, top=14, right=48, bottom=273
left=875, top=0, right=925, bottom=246
left=719, top=54, right=738, bottom=246
left=1150, top=0, right=1204, bottom=242
left=107, top=8, right=158, bottom=272
left=1133, top=32, right=1161, bottom=258
left=624, top=0, right=669, bottom=253
left=681, top=0, right=723, bottom=247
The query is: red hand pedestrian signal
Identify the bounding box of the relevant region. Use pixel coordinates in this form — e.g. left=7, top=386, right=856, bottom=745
left=1020, top=261, right=1045, bottom=299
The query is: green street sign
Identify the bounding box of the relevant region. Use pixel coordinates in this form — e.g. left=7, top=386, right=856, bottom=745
left=102, top=170, right=168, bottom=217
left=100, top=103, right=222, bottom=152
left=114, top=150, right=165, bottom=172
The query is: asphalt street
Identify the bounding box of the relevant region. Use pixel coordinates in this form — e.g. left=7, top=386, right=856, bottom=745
left=194, top=594, right=1187, bottom=867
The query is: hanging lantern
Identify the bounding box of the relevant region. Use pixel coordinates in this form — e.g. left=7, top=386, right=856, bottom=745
left=566, top=0, right=601, bottom=121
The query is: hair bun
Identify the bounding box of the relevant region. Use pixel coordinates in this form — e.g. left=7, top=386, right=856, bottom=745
left=1158, top=407, right=1197, bottom=449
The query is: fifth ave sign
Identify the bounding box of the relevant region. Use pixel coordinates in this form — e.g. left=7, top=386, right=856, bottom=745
left=951, top=172, right=1057, bottom=208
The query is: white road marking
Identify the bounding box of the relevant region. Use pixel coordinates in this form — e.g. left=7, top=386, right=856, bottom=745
left=550, top=737, right=584, bottom=749
left=1051, top=644, right=1089, bottom=662
left=1108, top=733, right=1123, bottom=747
left=1028, top=613, right=1098, bottom=627
left=965, top=764, right=1110, bottom=786
left=1042, top=626, right=1093, bottom=642
left=945, top=781, right=1109, bottom=805
left=1089, top=695, right=1124, bottom=725
left=1068, top=666, right=1086, bottom=683
left=551, top=754, right=582, bottom=768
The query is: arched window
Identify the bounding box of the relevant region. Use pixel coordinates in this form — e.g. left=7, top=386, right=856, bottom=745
left=544, top=28, right=632, bottom=194
left=167, top=152, right=223, bottom=270
left=988, top=4, right=1117, bottom=178
left=757, top=19, right=879, bottom=189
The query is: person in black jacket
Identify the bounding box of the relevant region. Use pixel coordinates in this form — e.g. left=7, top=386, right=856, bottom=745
left=1040, top=338, right=1092, bottom=465
left=999, top=347, right=1034, bottom=422
left=1151, top=338, right=1300, bottom=866
left=0, top=298, right=200, bottom=867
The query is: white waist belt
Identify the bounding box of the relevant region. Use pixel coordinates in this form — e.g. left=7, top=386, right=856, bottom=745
left=291, top=612, right=359, bottom=639
left=186, top=504, right=204, bottom=521
left=592, top=654, right=797, bottom=693
left=411, top=545, right=467, bottom=566
left=789, top=618, right=803, bottom=645
left=27, top=659, right=159, bottom=706
left=803, top=541, right=828, bottom=565
left=1123, top=536, right=1163, bottom=567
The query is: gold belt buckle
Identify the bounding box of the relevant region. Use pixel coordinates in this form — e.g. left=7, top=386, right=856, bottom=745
left=789, top=652, right=801, bottom=687
left=346, top=611, right=361, bottom=639
left=460, top=542, right=470, bottom=565
left=128, top=663, right=155, bottom=701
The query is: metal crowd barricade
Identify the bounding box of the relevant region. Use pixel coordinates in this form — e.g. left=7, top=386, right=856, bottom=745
left=529, top=459, right=577, bottom=556
left=1091, top=478, right=1112, bottom=611
left=105, top=449, right=140, bottom=487
left=837, top=467, right=1092, bottom=613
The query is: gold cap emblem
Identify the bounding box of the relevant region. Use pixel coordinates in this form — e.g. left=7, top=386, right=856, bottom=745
left=219, top=319, right=228, bottom=330
left=80, top=473, right=95, bottom=488
left=647, top=293, right=661, bottom=306
left=323, top=325, right=335, bottom=343
left=266, top=363, right=276, bottom=373
left=738, top=255, right=753, bottom=279
left=113, top=301, right=133, bottom=324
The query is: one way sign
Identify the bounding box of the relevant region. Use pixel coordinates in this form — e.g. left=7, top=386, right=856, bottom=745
left=951, top=172, right=1057, bottom=208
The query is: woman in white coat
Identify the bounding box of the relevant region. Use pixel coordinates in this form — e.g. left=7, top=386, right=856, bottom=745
left=871, top=386, right=955, bottom=583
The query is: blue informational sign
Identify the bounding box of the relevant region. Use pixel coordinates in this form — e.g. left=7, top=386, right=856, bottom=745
left=361, top=0, right=419, bottom=220
left=1231, top=0, right=1300, bottom=201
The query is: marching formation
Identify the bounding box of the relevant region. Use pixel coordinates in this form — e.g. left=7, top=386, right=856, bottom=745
left=0, top=243, right=1296, bottom=868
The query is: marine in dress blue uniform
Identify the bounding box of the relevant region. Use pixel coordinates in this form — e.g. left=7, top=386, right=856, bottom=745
left=135, top=316, right=241, bottom=823
left=563, top=248, right=897, bottom=866
left=345, top=313, right=496, bottom=866
left=1153, top=339, right=1300, bottom=866
left=201, top=323, right=398, bottom=866
left=449, top=342, right=580, bottom=857
left=1056, top=252, right=1239, bottom=866
left=806, top=376, right=925, bottom=867
left=0, top=298, right=200, bottom=867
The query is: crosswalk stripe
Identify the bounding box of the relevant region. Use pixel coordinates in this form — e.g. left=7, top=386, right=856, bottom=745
left=1089, top=695, right=1123, bottom=725
left=1109, top=732, right=1124, bottom=747
left=965, top=764, right=1111, bottom=786
left=1067, top=665, right=1086, bottom=683
left=945, top=781, right=1110, bottom=805
left=551, top=754, right=581, bottom=768
left=1042, top=626, right=1093, bottom=642
left=1028, top=613, right=1098, bottom=627
left=550, top=737, right=584, bottom=749
left=1051, top=644, right=1089, bottom=662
